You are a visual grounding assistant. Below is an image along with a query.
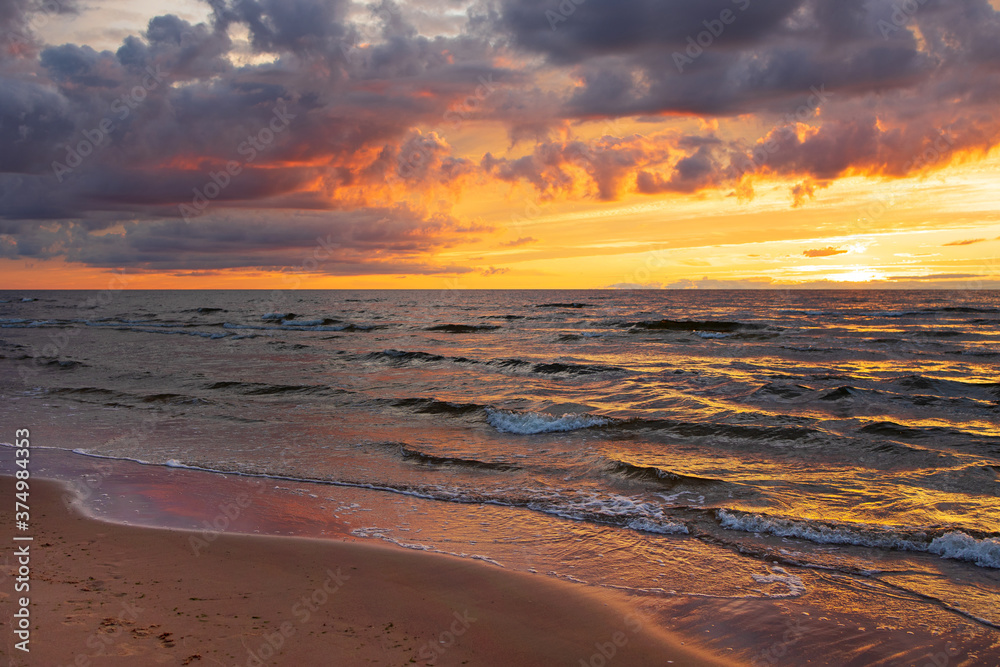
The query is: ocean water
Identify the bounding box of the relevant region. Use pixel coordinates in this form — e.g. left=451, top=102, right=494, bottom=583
left=1, top=289, right=998, bottom=665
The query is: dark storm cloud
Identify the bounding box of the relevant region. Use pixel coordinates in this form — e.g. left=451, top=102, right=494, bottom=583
left=479, top=0, right=1000, bottom=201
left=500, top=0, right=800, bottom=65
left=496, top=0, right=950, bottom=116
left=1, top=0, right=82, bottom=61
left=207, top=0, right=352, bottom=55
left=0, top=0, right=512, bottom=272
left=1, top=206, right=489, bottom=272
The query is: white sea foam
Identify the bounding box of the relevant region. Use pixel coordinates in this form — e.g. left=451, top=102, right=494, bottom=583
left=485, top=408, right=611, bottom=434
left=751, top=565, right=806, bottom=597
left=929, top=532, right=1000, bottom=569
left=719, top=510, right=1000, bottom=569
left=626, top=518, right=689, bottom=535
left=717, top=510, right=926, bottom=550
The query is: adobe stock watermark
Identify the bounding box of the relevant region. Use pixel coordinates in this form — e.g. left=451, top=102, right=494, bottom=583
left=852, top=128, right=956, bottom=234
left=732, top=84, right=833, bottom=180
left=3, top=0, right=69, bottom=54
left=16, top=271, right=131, bottom=383
left=51, top=65, right=168, bottom=182
left=547, top=0, right=588, bottom=31
left=750, top=618, right=808, bottom=666
left=917, top=641, right=962, bottom=667
left=340, top=2, right=404, bottom=65
left=179, top=100, right=296, bottom=221
left=616, top=247, right=670, bottom=288
left=397, top=75, right=499, bottom=180
left=189, top=489, right=261, bottom=556
left=254, top=232, right=342, bottom=317
left=59, top=418, right=160, bottom=509
left=238, top=567, right=350, bottom=666
left=877, top=0, right=931, bottom=39
left=578, top=612, right=643, bottom=667
left=414, top=609, right=477, bottom=664
left=56, top=601, right=144, bottom=667
left=673, top=0, right=752, bottom=72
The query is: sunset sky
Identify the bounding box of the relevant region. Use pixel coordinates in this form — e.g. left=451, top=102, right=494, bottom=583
left=2, top=0, right=999, bottom=289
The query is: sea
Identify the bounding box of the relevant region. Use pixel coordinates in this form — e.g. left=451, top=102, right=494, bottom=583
left=1, top=289, right=998, bottom=666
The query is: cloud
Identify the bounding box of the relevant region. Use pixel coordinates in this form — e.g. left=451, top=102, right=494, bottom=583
left=803, top=246, right=848, bottom=258
left=663, top=277, right=776, bottom=289
left=489, top=0, right=1000, bottom=192
left=3, top=0, right=1000, bottom=276
left=501, top=236, right=538, bottom=247
left=943, top=238, right=988, bottom=246
left=0, top=206, right=490, bottom=274
left=887, top=273, right=985, bottom=281
left=608, top=281, right=663, bottom=289
left=0, top=0, right=516, bottom=272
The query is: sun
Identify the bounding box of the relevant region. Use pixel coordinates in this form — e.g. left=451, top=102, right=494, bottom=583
left=824, top=268, right=887, bottom=283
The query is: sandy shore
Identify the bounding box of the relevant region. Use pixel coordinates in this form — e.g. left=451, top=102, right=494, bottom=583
left=0, top=477, right=737, bottom=666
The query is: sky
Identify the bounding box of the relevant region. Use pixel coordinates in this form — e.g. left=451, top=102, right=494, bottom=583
left=1, top=0, right=999, bottom=289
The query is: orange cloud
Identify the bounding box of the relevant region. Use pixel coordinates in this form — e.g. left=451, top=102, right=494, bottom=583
left=803, top=247, right=848, bottom=258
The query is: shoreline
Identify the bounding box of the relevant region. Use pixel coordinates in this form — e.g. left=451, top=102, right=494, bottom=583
left=0, top=476, right=737, bottom=666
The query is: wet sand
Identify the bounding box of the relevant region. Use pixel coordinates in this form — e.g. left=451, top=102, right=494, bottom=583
left=0, top=477, right=736, bottom=666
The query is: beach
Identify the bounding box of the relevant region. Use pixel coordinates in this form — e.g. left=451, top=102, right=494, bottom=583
left=1, top=476, right=734, bottom=666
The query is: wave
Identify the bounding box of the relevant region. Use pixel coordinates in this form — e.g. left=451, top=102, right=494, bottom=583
left=606, top=460, right=724, bottom=488
left=370, top=350, right=447, bottom=364
left=608, top=418, right=819, bottom=442
left=717, top=510, right=1000, bottom=569
left=891, top=375, right=1000, bottom=396
left=932, top=306, right=1000, bottom=314
left=750, top=383, right=811, bottom=400
left=858, top=421, right=927, bottom=439
left=529, top=361, right=625, bottom=375
left=486, top=408, right=611, bottom=434
left=37, top=358, right=85, bottom=370
left=818, top=386, right=869, bottom=401
left=382, top=443, right=519, bottom=472
left=557, top=332, right=605, bottom=341
left=50, top=387, right=121, bottom=400
left=929, top=532, right=1000, bottom=569
left=537, top=303, right=592, bottom=309
left=53, top=447, right=690, bottom=538
left=624, top=518, right=690, bottom=535
left=390, top=398, right=820, bottom=442
left=367, top=349, right=626, bottom=377
left=913, top=330, right=966, bottom=338
left=223, top=322, right=377, bottom=332
left=425, top=324, right=500, bottom=333
left=858, top=310, right=925, bottom=318
left=47, top=387, right=212, bottom=406
left=139, top=393, right=212, bottom=405
left=391, top=397, right=482, bottom=416
left=205, top=381, right=341, bottom=396
left=131, top=328, right=228, bottom=339
left=619, top=318, right=766, bottom=333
